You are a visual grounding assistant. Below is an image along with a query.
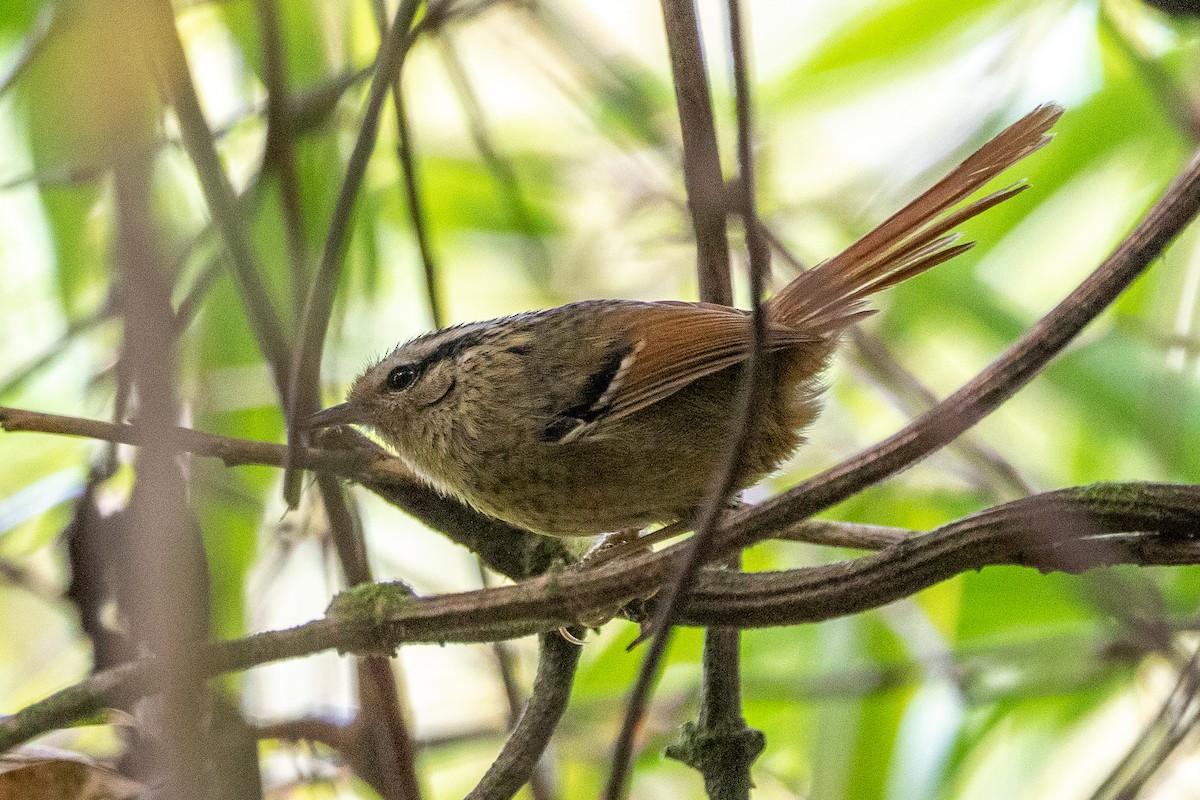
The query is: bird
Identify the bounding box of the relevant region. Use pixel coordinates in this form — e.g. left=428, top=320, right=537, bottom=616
left=307, top=104, right=1062, bottom=539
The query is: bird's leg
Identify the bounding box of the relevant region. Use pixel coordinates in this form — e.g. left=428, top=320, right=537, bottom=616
left=558, top=522, right=693, bottom=640
left=576, top=520, right=692, bottom=569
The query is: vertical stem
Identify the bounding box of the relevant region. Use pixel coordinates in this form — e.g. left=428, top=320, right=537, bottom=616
left=394, top=84, right=445, bottom=328
left=607, top=2, right=766, bottom=797
left=477, top=563, right=557, bottom=800
left=659, top=0, right=732, bottom=304
left=369, top=0, right=445, bottom=329
left=284, top=0, right=423, bottom=505
left=667, top=555, right=764, bottom=799
left=318, top=476, right=423, bottom=800
left=112, top=11, right=211, bottom=791
left=254, top=0, right=311, bottom=320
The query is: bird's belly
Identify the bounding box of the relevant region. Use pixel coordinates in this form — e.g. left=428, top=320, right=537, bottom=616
left=454, top=371, right=820, bottom=537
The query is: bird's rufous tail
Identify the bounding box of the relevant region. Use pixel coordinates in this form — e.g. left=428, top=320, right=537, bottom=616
left=767, top=104, right=1063, bottom=333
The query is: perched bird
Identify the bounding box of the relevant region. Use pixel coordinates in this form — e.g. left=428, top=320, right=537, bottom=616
left=308, top=105, right=1061, bottom=538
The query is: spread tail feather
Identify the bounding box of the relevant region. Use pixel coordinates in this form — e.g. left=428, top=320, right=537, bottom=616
left=768, top=103, right=1063, bottom=333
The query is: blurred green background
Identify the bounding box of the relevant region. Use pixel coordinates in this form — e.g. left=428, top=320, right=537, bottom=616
left=1, top=0, right=1199, bottom=797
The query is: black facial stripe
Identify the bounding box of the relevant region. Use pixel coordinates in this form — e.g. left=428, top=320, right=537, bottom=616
left=405, top=326, right=491, bottom=371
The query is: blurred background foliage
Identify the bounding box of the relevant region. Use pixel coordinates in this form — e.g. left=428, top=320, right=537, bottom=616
left=1, top=0, right=1199, bottom=798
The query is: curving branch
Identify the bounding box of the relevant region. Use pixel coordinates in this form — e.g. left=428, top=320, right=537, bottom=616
left=465, top=631, right=582, bottom=800
left=0, top=481, right=1196, bottom=754
left=715, top=129, right=1200, bottom=557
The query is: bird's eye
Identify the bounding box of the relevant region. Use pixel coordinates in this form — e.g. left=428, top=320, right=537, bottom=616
left=385, top=364, right=420, bottom=392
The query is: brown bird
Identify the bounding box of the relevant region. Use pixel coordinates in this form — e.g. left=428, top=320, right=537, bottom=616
left=308, top=105, right=1061, bottom=538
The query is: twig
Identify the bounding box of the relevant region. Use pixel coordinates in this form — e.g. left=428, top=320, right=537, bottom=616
left=369, top=0, right=443, bottom=328
left=366, top=0, right=446, bottom=329
left=3, top=118, right=312, bottom=403
left=2, top=403, right=1195, bottom=588
left=393, top=74, right=445, bottom=328
left=317, top=474, right=422, bottom=800
left=521, top=2, right=671, bottom=151
left=355, top=656, right=423, bottom=800
left=758, top=224, right=1034, bottom=500
left=253, top=0, right=311, bottom=316
left=0, top=406, right=365, bottom=472
left=476, top=563, right=556, bottom=800
left=148, top=0, right=291, bottom=390
left=0, top=406, right=561, bottom=581
left=1087, top=649, right=1200, bottom=800
left=605, top=3, right=765, bottom=794
left=1099, top=8, right=1200, bottom=142
left=665, top=552, right=764, bottom=800
left=659, top=0, right=732, bottom=304
left=317, top=475, right=372, bottom=586
left=285, top=0, right=423, bottom=504
left=847, top=328, right=1033, bottom=497
left=684, top=485, right=1200, bottom=626
left=465, top=632, right=582, bottom=800
left=0, top=303, right=111, bottom=398
left=774, top=518, right=910, bottom=550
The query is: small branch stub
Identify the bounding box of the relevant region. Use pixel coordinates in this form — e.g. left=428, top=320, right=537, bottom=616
left=666, top=719, right=766, bottom=800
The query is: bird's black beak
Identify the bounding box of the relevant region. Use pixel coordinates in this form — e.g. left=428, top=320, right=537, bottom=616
left=304, top=403, right=366, bottom=429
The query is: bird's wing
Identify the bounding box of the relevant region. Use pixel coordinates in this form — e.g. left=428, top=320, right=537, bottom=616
left=543, top=302, right=818, bottom=443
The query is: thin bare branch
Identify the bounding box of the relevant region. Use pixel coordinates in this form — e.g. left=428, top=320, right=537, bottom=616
left=0, top=302, right=111, bottom=399
left=476, top=564, right=557, bottom=800
left=392, top=75, right=445, bottom=328
left=318, top=469, right=422, bottom=800
left=367, top=0, right=446, bottom=329
left=253, top=0, right=311, bottom=317
left=0, top=406, right=560, bottom=581
left=465, top=632, right=581, bottom=800
left=606, top=3, right=765, bottom=794
left=759, top=222, right=1034, bottom=500
left=848, top=328, right=1033, bottom=497
left=1099, top=9, right=1200, bottom=142
left=1088, top=649, right=1200, bottom=800
left=285, top=0, right=424, bottom=504
left=437, top=32, right=551, bottom=285
left=659, top=0, right=732, bottom=304
left=665, top=552, right=764, bottom=800
left=148, top=0, right=291, bottom=389
left=355, top=655, right=423, bottom=800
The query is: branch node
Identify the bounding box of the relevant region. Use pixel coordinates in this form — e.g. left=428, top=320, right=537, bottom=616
left=325, top=581, right=417, bottom=656
left=665, top=718, right=765, bottom=798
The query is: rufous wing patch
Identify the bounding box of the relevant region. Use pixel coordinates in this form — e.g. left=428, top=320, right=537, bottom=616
left=579, top=303, right=820, bottom=428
